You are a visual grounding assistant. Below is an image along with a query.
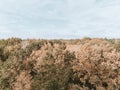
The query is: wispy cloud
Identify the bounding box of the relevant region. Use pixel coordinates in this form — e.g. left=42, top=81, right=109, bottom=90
left=0, top=0, right=120, bottom=38
left=66, top=0, right=120, bottom=38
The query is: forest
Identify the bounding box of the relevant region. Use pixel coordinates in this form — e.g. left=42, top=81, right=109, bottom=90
left=0, top=37, right=120, bottom=90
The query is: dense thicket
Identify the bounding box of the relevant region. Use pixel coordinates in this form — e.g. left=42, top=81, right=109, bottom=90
left=0, top=38, right=120, bottom=90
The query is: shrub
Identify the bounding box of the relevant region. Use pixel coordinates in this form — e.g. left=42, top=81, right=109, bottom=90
left=0, top=38, right=120, bottom=90
left=71, top=42, right=120, bottom=90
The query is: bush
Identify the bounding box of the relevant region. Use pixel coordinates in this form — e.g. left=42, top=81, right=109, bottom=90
left=0, top=38, right=120, bottom=90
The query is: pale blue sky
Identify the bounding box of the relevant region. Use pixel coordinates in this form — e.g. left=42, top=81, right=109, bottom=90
left=0, top=0, right=120, bottom=39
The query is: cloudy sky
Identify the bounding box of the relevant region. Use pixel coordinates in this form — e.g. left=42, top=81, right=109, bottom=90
left=0, top=0, right=120, bottom=39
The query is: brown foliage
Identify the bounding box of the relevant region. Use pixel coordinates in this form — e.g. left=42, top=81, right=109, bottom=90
left=0, top=38, right=120, bottom=90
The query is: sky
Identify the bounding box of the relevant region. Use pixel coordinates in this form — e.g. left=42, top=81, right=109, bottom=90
left=0, top=0, right=120, bottom=39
